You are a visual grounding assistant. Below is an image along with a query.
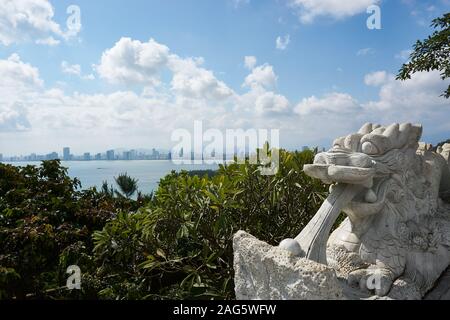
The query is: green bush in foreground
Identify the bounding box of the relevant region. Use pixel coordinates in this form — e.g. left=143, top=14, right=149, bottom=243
left=0, top=161, right=146, bottom=299
left=0, top=149, right=327, bottom=299
left=92, top=149, right=327, bottom=299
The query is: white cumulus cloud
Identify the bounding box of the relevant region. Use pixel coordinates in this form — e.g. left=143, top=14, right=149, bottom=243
left=96, top=37, right=170, bottom=84
left=255, top=91, right=290, bottom=115
left=363, top=70, right=450, bottom=117
left=0, top=102, right=31, bottom=132
left=244, top=56, right=257, bottom=70
left=276, top=35, right=290, bottom=50
left=61, top=61, right=95, bottom=80
left=0, top=0, right=78, bottom=46
left=35, top=36, right=60, bottom=46
left=294, top=92, right=360, bottom=115
left=0, top=53, right=43, bottom=91
left=289, top=0, right=380, bottom=23
left=0, top=54, right=43, bottom=131
left=243, top=63, right=278, bottom=89
left=169, top=56, right=234, bottom=101
left=61, top=61, right=81, bottom=76
left=364, top=71, right=394, bottom=86
left=96, top=37, right=233, bottom=100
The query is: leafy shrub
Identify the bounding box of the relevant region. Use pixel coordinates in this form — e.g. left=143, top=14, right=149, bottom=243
left=187, top=170, right=218, bottom=178
left=0, top=161, right=144, bottom=299
left=114, top=173, right=139, bottom=198
left=92, top=149, right=327, bottom=299
left=0, top=150, right=327, bottom=300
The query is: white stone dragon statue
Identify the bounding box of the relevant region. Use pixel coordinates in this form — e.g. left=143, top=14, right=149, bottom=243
left=233, top=123, right=450, bottom=300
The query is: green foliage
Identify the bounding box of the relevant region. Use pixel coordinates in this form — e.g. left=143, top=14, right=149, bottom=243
left=0, top=150, right=328, bottom=300
left=0, top=160, right=144, bottom=299
left=397, top=13, right=450, bottom=98
left=114, top=173, right=139, bottom=198
left=187, top=170, right=218, bottom=179
left=92, top=149, right=328, bottom=299
left=101, top=180, right=114, bottom=198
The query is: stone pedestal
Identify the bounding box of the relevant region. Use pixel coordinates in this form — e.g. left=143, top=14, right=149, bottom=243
left=233, top=231, right=345, bottom=300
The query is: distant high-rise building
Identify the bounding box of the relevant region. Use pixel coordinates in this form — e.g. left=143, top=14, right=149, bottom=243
left=63, top=147, right=71, bottom=161
left=106, top=150, right=115, bottom=161
left=46, top=152, right=58, bottom=160
left=95, top=153, right=102, bottom=160
left=302, top=146, right=309, bottom=151
left=151, top=148, right=160, bottom=159
left=83, top=153, right=91, bottom=161
left=0, top=153, right=3, bottom=162
left=123, top=151, right=131, bottom=160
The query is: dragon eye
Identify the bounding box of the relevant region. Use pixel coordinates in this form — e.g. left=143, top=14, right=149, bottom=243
left=362, top=141, right=379, bottom=155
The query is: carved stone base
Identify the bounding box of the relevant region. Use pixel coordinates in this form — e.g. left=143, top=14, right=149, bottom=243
left=233, top=231, right=345, bottom=300
left=234, top=231, right=450, bottom=300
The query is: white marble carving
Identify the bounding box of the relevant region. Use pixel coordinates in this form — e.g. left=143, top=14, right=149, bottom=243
left=233, top=231, right=345, bottom=300
left=234, top=123, right=450, bottom=300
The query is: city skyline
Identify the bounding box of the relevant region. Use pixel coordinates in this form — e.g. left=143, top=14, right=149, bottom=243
left=1, top=143, right=328, bottom=162
left=1, top=146, right=172, bottom=162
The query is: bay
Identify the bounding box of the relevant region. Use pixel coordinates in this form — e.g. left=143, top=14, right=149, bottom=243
left=3, top=160, right=218, bottom=194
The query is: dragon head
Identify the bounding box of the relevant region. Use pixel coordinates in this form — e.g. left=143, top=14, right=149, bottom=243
left=304, top=122, right=425, bottom=222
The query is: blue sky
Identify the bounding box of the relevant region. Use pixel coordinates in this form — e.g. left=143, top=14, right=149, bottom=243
left=0, top=0, right=449, bottom=155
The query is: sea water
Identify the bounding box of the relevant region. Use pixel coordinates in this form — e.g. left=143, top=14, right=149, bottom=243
left=4, top=160, right=218, bottom=194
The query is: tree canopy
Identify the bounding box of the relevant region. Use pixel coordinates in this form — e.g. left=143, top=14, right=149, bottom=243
left=397, top=13, right=450, bottom=98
